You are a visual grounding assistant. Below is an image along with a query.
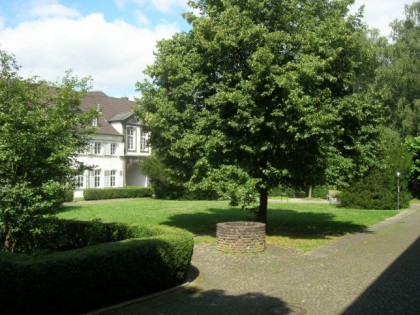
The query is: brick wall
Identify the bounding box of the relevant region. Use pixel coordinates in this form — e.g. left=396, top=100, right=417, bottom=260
left=216, top=221, right=266, bottom=254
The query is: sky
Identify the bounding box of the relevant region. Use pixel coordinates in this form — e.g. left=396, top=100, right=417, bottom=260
left=0, top=0, right=413, bottom=99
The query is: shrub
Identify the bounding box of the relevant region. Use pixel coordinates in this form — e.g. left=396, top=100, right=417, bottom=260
left=83, top=186, right=154, bottom=200
left=0, top=183, right=66, bottom=253
left=61, top=188, right=74, bottom=203
left=0, top=221, right=193, bottom=315
left=340, top=168, right=411, bottom=210
left=312, top=186, right=330, bottom=199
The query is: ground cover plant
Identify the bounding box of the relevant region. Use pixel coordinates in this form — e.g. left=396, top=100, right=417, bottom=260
left=60, top=198, right=400, bottom=252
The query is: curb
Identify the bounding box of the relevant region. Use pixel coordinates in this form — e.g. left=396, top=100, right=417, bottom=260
left=85, top=282, right=191, bottom=315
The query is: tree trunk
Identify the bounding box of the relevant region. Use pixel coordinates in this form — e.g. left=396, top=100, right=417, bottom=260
left=257, top=188, right=268, bottom=224
left=308, top=185, right=313, bottom=199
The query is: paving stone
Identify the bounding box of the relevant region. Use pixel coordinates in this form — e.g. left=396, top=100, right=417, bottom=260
left=91, top=204, right=420, bottom=315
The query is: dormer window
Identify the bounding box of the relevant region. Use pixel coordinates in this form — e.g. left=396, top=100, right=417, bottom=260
left=111, top=143, right=116, bottom=155
left=140, top=129, right=149, bottom=152
left=94, top=142, right=102, bottom=155
left=92, top=117, right=98, bottom=127
left=127, top=127, right=135, bottom=151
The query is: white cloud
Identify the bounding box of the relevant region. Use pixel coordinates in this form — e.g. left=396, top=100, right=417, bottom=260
left=351, top=0, right=411, bottom=37
left=113, top=0, right=188, bottom=14
left=0, top=12, right=180, bottom=97
left=28, top=0, right=81, bottom=19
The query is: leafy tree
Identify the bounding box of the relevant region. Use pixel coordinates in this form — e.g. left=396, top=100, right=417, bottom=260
left=140, top=154, right=185, bottom=199
left=340, top=128, right=412, bottom=209
left=375, top=1, right=420, bottom=137
left=136, top=0, right=383, bottom=223
left=0, top=51, right=96, bottom=252
left=406, top=136, right=420, bottom=197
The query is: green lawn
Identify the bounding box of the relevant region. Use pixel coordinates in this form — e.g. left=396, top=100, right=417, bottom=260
left=59, top=198, right=400, bottom=252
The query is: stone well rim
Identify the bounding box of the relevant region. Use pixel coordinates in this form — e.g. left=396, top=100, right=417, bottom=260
left=216, top=221, right=266, bottom=227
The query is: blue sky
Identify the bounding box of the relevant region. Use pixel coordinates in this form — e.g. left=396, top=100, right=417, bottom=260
left=0, top=0, right=413, bottom=98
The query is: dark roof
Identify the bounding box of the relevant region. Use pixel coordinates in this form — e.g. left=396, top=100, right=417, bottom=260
left=108, top=112, right=133, bottom=122
left=80, top=91, right=139, bottom=136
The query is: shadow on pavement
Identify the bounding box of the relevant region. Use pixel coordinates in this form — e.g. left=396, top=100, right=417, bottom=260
left=100, top=288, right=293, bottom=315
left=342, top=236, right=420, bottom=315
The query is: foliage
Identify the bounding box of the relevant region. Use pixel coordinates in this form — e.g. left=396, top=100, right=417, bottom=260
left=140, top=154, right=181, bottom=199
left=0, top=50, right=97, bottom=252
left=0, top=221, right=193, bottom=315
left=405, top=136, right=420, bottom=197
left=312, top=186, right=331, bottom=199
left=83, top=186, right=154, bottom=200
left=135, top=0, right=383, bottom=223
left=140, top=155, right=221, bottom=200
left=374, top=1, right=420, bottom=137
left=340, top=128, right=412, bottom=209
left=339, top=168, right=411, bottom=209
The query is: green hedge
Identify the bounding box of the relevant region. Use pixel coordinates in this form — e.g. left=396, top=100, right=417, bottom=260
left=0, top=221, right=193, bottom=314
left=83, top=186, right=154, bottom=200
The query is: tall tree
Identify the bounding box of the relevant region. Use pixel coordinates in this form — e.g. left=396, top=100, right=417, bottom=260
left=375, top=1, right=420, bottom=137
left=0, top=51, right=96, bottom=252
left=136, top=0, right=382, bottom=223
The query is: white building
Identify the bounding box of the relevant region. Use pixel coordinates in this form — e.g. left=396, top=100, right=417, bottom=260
left=74, top=91, right=150, bottom=197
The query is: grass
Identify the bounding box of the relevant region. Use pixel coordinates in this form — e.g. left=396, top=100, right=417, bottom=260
left=59, top=198, right=401, bottom=252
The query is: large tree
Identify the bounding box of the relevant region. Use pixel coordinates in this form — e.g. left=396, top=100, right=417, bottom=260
left=375, top=1, right=420, bottom=137
left=136, top=0, right=382, bottom=223
left=0, top=51, right=96, bottom=252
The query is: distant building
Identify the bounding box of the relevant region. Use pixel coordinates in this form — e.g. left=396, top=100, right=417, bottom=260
left=74, top=91, right=150, bottom=197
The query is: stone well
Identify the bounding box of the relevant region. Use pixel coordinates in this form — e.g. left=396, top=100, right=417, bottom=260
left=216, top=221, right=266, bottom=254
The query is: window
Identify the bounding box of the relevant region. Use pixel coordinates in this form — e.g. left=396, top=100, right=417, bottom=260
left=127, top=127, right=135, bottom=151
left=140, top=129, right=149, bottom=152
left=76, top=175, right=84, bottom=188
left=94, top=142, right=101, bottom=155
left=110, top=170, right=116, bottom=187
left=94, top=169, right=101, bottom=187
left=92, top=117, right=98, bottom=127
left=111, top=143, right=116, bottom=155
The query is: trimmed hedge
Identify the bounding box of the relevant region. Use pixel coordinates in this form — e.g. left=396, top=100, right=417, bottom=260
left=0, top=221, right=193, bottom=314
left=83, top=186, right=154, bottom=200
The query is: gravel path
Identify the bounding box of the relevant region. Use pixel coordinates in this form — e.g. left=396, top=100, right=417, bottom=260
left=92, top=204, right=420, bottom=315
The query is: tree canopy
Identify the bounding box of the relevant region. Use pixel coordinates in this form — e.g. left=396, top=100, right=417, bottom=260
left=136, top=0, right=383, bottom=222
left=0, top=50, right=96, bottom=252
left=375, top=1, right=420, bottom=138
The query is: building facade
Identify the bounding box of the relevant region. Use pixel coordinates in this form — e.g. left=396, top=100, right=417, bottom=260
left=74, top=91, right=150, bottom=197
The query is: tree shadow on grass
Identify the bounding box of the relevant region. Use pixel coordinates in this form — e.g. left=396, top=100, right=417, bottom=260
left=161, top=207, right=368, bottom=240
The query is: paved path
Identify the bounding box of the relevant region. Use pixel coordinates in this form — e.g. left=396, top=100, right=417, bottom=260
left=94, top=205, right=420, bottom=315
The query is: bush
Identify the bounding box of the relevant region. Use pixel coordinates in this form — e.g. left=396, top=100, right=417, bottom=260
left=0, top=220, right=193, bottom=315
left=83, top=186, right=154, bottom=200
left=312, top=186, right=330, bottom=199
left=340, top=168, right=412, bottom=210
left=62, top=188, right=74, bottom=203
